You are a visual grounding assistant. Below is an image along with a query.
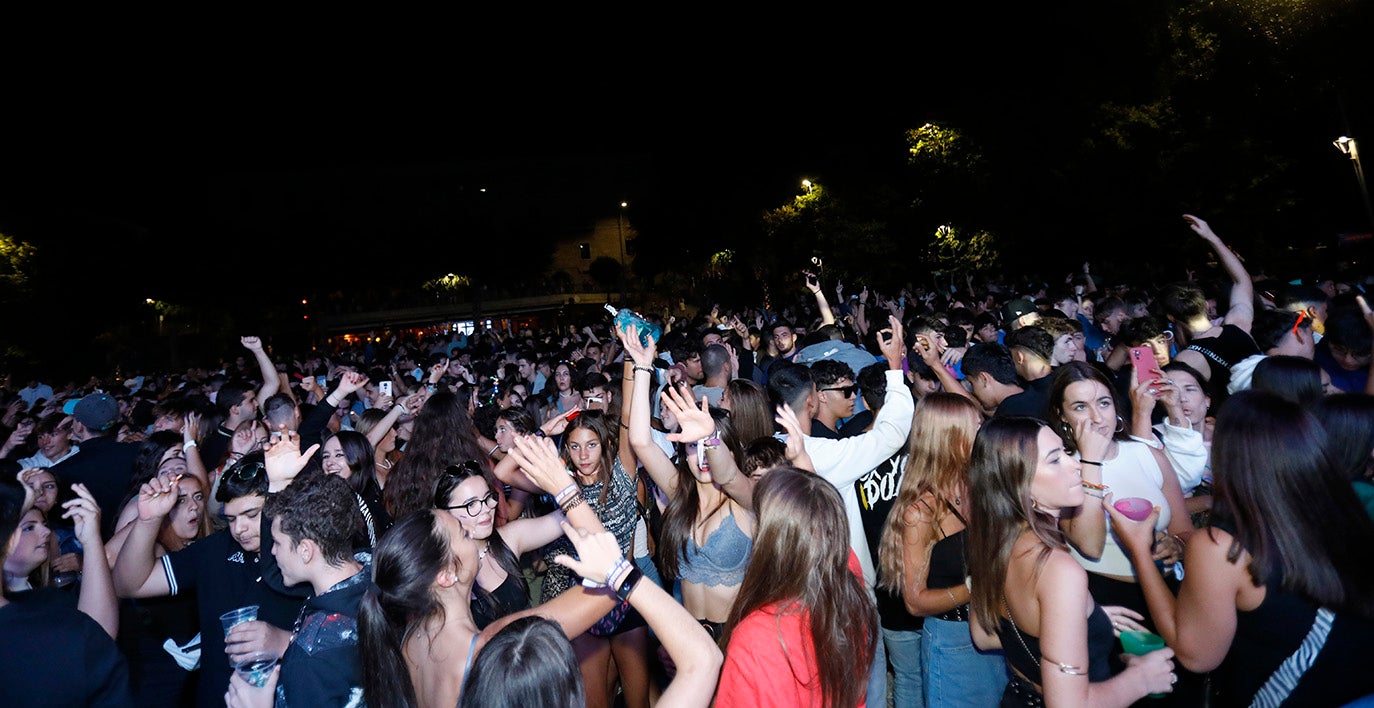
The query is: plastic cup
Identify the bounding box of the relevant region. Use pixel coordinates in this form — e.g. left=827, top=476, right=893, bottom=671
left=232, top=650, right=279, bottom=688
left=1119, top=630, right=1167, bottom=698
left=219, top=605, right=259, bottom=637
left=1113, top=497, right=1154, bottom=521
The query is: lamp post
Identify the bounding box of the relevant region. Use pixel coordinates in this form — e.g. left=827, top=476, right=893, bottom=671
left=1334, top=136, right=1374, bottom=232
left=617, top=202, right=628, bottom=302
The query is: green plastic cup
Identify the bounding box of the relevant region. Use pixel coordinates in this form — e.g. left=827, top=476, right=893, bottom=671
left=1119, top=630, right=1167, bottom=698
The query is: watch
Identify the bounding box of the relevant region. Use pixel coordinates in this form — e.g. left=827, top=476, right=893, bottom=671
left=614, top=567, right=644, bottom=603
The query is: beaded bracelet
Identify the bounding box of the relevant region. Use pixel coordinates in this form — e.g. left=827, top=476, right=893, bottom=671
left=633, top=366, right=655, bottom=375
left=559, top=495, right=586, bottom=514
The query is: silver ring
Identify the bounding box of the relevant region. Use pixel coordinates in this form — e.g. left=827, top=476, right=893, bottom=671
left=1170, top=673, right=1178, bottom=684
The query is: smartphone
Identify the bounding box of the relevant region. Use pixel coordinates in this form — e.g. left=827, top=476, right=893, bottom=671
left=379, top=381, right=392, bottom=397
left=316, top=375, right=327, bottom=388
left=1130, top=346, right=1157, bottom=384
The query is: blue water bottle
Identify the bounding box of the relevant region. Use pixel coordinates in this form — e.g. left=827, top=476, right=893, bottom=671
left=606, top=304, right=662, bottom=347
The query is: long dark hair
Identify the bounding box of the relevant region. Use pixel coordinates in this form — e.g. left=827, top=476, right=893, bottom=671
left=724, top=378, right=773, bottom=445
left=722, top=467, right=875, bottom=708
left=358, top=510, right=452, bottom=708
left=965, top=417, right=1064, bottom=636
left=1048, top=360, right=1129, bottom=455
left=384, top=392, right=491, bottom=519
left=326, top=430, right=380, bottom=495
left=433, top=463, right=528, bottom=622
left=657, top=407, right=736, bottom=585
left=559, top=410, right=618, bottom=506
left=1311, top=393, right=1374, bottom=484
left=458, top=616, right=585, bottom=708
left=1208, top=390, right=1374, bottom=618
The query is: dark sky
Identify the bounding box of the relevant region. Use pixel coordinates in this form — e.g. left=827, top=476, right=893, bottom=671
left=3, top=3, right=1371, bottom=346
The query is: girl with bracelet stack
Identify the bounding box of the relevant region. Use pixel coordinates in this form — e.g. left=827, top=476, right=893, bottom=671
left=620, top=323, right=755, bottom=644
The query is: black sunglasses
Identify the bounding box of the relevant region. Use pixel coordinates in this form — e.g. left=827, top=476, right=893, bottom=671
left=445, top=460, right=484, bottom=477
left=820, top=384, right=858, bottom=397
left=229, top=461, right=266, bottom=482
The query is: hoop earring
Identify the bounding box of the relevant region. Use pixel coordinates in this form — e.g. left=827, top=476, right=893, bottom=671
left=1115, top=416, right=1125, bottom=434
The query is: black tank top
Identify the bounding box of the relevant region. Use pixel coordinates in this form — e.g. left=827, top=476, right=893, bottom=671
left=470, top=569, right=531, bottom=630
left=927, top=505, right=968, bottom=591
left=998, top=602, right=1114, bottom=688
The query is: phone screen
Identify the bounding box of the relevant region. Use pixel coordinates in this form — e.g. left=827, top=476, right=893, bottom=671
left=317, top=376, right=327, bottom=388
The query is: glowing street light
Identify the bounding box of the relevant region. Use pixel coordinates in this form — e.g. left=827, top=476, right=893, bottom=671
left=1334, top=136, right=1374, bottom=232
left=802, top=179, right=814, bottom=194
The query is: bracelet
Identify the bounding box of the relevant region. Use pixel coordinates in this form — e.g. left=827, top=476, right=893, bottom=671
left=554, top=484, right=580, bottom=506
left=605, top=558, right=632, bottom=588
left=1080, top=459, right=1103, bottom=467
left=534, top=430, right=547, bottom=438
left=633, top=366, right=655, bottom=375
left=945, top=587, right=959, bottom=609
left=183, top=440, right=197, bottom=450
left=559, top=495, right=585, bottom=514
left=614, top=567, right=644, bottom=602
left=1083, top=488, right=1105, bottom=499
left=701, top=432, right=722, bottom=450
left=1081, top=480, right=1108, bottom=491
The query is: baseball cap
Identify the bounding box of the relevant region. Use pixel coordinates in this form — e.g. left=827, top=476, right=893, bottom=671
left=73, top=393, right=120, bottom=432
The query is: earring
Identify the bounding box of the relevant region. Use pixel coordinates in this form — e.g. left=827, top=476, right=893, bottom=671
left=1115, top=416, right=1125, bottom=433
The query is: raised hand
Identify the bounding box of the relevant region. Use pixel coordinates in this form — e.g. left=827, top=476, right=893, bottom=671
left=62, top=483, right=103, bottom=548
left=552, top=522, right=623, bottom=585
left=263, top=425, right=319, bottom=491
left=661, top=386, right=713, bottom=443
left=336, top=371, right=368, bottom=396
left=1181, top=214, right=1218, bottom=241
left=240, top=336, right=265, bottom=352
left=619, top=323, right=656, bottom=367
left=137, top=474, right=181, bottom=521
left=878, top=315, right=906, bottom=369
left=183, top=412, right=201, bottom=447
left=774, top=403, right=816, bottom=473
left=507, top=434, right=574, bottom=495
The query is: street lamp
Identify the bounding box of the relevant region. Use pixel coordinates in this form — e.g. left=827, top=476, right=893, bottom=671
left=1334, top=136, right=1374, bottom=232
left=617, top=202, right=628, bottom=301
left=802, top=179, right=814, bottom=194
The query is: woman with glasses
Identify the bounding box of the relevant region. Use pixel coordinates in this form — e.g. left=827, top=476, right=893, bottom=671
left=359, top=434, right=621, bottom=708
left=435, top=458, right=571, bottom=629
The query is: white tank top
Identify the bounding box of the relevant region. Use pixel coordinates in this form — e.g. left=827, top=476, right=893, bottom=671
left=1071, top=440, right=1171, bottom=578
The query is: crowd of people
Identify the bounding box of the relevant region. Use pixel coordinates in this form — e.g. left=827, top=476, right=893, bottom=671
left=1, top=214, right=1373, bottom=707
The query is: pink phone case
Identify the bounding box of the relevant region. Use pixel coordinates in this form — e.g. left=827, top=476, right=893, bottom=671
left=1130, top=346, right=1157, bottom=384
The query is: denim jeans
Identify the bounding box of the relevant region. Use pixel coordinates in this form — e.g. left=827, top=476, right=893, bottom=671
left=922, top=616, right=1007, bottom=708
left=882, top=627, right=925, bottom=708
left=867, top=623, right=889, bottom=706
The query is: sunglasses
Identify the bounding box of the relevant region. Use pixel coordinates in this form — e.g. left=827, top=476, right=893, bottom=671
left=440, top=491, right=498, bottom=517
left=445, top=460, right=485, bottom=477
left=228, top=461, right=266, bottom=482
left=820, top=384, right=858, bottom=397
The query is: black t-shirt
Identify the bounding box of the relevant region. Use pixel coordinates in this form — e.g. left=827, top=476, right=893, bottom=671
left=996, top=374, right=1053, bottom=421
left=49, top=435, right=139, bottom=540
left=0, top=598, right=134, bottom=707
left=854, top=451, right=922, bottom=632
left=163, top=530, right=306, bottom=707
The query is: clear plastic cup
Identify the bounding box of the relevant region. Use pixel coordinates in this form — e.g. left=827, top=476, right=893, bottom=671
left=219, top=605, right=259, bottom=637
left=231, top=650, right=279, bottom=688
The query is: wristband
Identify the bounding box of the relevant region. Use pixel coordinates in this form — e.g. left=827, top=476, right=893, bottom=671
left=633, top=366, right=655, bottom=375
left=534, top=430, right=547, bottom=438
left=614, top=567, right=644, bottom=602
left=1079, top=459, right=1103, bottom=467
left=554, top=484, right=580, bottom=506
left=183, top=440, right=197, bottom=450
left=559, top=495, right=585, bottom=514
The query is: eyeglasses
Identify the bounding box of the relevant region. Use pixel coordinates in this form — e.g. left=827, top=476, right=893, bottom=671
left=440, top=491, right=498, bottom=517
left=821, top=384, right=858, bottom=397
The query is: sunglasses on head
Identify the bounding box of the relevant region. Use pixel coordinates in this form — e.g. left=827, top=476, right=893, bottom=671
left=445, top=460, right=484, bottom=477
left=229, top=461, right=266, bottom=482
left=820, top=384, right=858, bottom=397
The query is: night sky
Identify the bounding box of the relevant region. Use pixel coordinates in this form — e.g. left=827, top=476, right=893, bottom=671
left=3, top=4, right=1373, bottom=371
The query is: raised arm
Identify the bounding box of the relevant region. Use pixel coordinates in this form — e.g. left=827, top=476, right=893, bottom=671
left=622, top=323, right=681, bottom=496
left=661, top=383, right=757, bottom=509
left=805, top=271, right=837, bottom=326
left=64, top=483, right=118, bottom=637
left=553, top=524, right=721, bottom=708
left=241, top=337, right=280, bottom=405
left=111, top=475, right=178, bottom=599
left=1183, top=215, right=1253, bottom=333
